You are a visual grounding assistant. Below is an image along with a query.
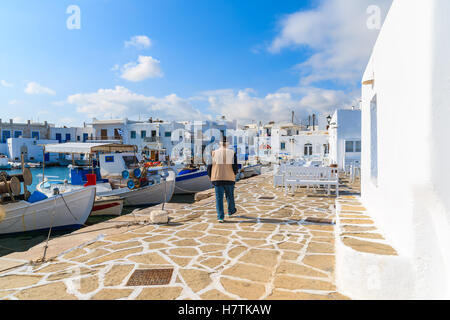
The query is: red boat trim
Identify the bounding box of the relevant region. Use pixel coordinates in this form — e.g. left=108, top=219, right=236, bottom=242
left=93, top=202, right=121, bottom=211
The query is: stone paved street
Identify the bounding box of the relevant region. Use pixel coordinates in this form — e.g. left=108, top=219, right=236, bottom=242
left=0, top=172, right=357, bottom=300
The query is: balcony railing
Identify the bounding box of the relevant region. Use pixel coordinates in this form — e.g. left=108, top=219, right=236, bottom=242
left=143, top=137, right=161, bottom=143
left=87, top=136, right=123, bottom=142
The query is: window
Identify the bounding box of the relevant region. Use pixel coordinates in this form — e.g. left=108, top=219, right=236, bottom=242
left=141, top=131, right=147, bottom=139
left=304, top=143, right=313, bottom=156
left=32, top=131, right=40, bottom=140
left=65, top=133, right=71, bottom=141
left=345, top=140, right=362, bottom=153
left=165, top=131, right=171, bottom=137
left=77, top=136, right=80, bottom=141
left=281, top=142, right=286, bottom=150
left=105, top=156, right=115, bottom=163
left=83, top=133, right=88, bottom=142
left=130, top=131, right=137, bottom=139
left=2, top=130, right=11, bottom=143
left=345, top=141, right=354, bottom=153
left=14, top=131, right=22, bottom=138
left=56, top=133, right=62, bottom=143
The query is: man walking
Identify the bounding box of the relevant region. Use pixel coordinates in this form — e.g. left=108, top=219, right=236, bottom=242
left=207, top=136, right=239, bottom=223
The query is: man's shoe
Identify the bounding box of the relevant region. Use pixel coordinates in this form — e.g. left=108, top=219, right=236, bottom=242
left=218, top=219, right=224, bottom=223
left=228, top=209, right=237, bottom=217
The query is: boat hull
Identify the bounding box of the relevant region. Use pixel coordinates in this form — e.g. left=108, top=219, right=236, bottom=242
left=174, top=170, right=213, bottom=194
left=0, top=187, right=96, bottom=235
left=91, top=197, right=124, bottom=216
left=242, top=164, right=262, bottom=178
left=97, top=169, right=176, bottom=207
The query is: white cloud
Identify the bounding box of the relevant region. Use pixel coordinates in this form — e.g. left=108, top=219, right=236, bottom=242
left=203, top=87, right=355, bottom=123
left=59, top=117, right=76, bottom=125
left=1, top=80, right=14, bottom=88
left=270, top=0, right=392, bottom=85
left=24, top=82, right=56, bottom=95
left=120, top=56, right=163, bottom=82
left=125, top=35, right=152, bottom=49
left=67, top=86, right=208, bottom=121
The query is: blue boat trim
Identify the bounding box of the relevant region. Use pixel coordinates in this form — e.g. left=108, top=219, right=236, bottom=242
left=176, top=170, right=208, bottom=182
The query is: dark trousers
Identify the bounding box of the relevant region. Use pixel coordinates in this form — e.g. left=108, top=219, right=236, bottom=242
left=214, top=184, right=236, bottom=220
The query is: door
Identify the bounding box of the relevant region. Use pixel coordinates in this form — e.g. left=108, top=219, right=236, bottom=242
left=56, top=133, right=62, bottom=143
left=101, top=129, right=108, bottom=140
left=20, top=145, right=28, bottom=161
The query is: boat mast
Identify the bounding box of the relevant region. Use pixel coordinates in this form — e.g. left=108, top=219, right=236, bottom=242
left=42, top=146, right=45, bottom=182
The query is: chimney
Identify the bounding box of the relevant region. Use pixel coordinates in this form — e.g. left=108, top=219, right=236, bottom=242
left=312, top=114, right=316, bottom=131
left=0, top=119, right=2, bottom=124
left=291, top=111, right=294, bottom=124
left=27, top=120, right=31, bottom=125
left=308, top=115, right=311, bottom=128
left=44, top=121, right=48, bottom=126
left=10, top=119, right=13, bottom=124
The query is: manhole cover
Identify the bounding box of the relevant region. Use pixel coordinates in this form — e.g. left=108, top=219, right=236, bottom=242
left=126, top=269, right=173, bottom=286
left=259, top=196, right=275, bottom=200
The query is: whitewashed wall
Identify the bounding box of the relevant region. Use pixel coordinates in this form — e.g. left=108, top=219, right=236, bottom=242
left=329, top=109, right=361, bottom=170
left=7, top=138, right=59, bottom=162
left=361, top=0, right=450, bottom=299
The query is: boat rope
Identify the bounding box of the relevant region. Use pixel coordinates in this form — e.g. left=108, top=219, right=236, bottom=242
left=41, top=196, right=57, bottom=262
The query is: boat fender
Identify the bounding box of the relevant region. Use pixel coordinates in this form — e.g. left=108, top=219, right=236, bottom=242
left=127, top=180, right=135, bottom=190
left=134, top=168, right=142, bottom=178
left=122, top=170, right=130, bottom=179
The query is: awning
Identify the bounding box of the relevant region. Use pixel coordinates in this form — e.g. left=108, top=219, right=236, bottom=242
left=41, top=142, right=137, bottom=154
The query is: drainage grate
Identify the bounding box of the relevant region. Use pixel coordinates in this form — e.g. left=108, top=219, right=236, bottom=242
left=259, top=196, right=275, bottom=200
left=126, top=269, right=173, bottom=286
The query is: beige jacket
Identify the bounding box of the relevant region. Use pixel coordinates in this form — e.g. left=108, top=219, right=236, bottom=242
left=210, top=147, right=236, bottom=182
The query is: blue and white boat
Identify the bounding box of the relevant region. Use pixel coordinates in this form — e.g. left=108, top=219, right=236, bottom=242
left=0, top=155, right=11, bottom=170
left=173, top=165, right=212, bottom=195
left=37, top=143, right=175, bottom=209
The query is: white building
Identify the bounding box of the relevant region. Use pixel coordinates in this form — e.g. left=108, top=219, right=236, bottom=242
left=7, top=138, right=59, bottom=163
left=49, top=125, right=94, bottom=143
left=254, top=121, right=329, bottom=164
left=328, top=108, right=361, bottom=170
left=360, top=0, right=450, bottom=299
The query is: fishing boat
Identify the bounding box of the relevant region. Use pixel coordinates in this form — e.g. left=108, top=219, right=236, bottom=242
left=241, top=164, right=262, bottom=178
left=37, top=143, right=175, bottom=209
left=172, top=165, right=212, bottom=195
left=0, top=168, right=95, bottom=235
left=0, top=155, right=11, bottom=170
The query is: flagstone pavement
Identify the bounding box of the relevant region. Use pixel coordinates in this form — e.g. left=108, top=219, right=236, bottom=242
left=0, top=172, right=360, bottom=300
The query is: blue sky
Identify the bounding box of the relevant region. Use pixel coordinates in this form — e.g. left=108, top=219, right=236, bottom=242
left=0, top=0, right=392, bottom=126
